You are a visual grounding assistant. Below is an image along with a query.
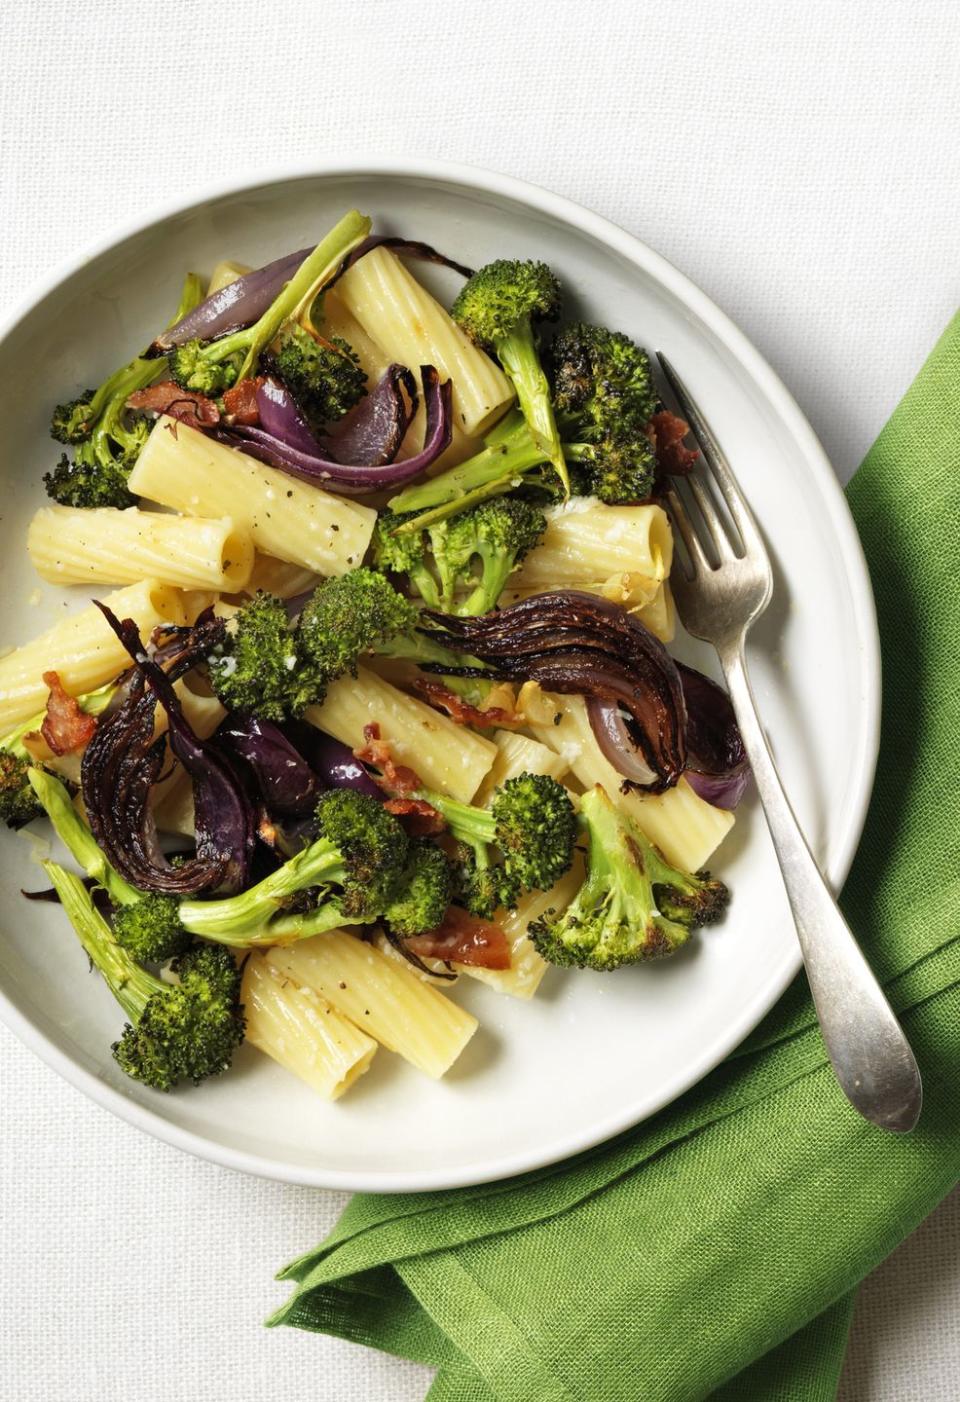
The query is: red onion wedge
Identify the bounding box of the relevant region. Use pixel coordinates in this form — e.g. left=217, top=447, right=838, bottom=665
left=81, top=608, right=257, bottom=895
left=283, top=721, right=384, bottom=800
left=257, top=367, right=418, bottom=468
left=146, top=248, right=312, bottom=355
left=320, top=365, right=417, bottom=466
left=677, top=663, right=750, bottom=810
left=215, top=715, right=321, bottom=818
left=147, top=236, right=471, bottom=357
left=585, top=697, right=658, bottom=787
left=420, top=591, right=687, bottom=792
left=214, top=366, right=452, bottom=496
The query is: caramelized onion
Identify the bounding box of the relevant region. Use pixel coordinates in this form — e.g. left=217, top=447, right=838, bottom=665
left=420, top=591, right=687, bottom=792
left=677, top=663, right=750, bottom=809
left=214, top=366, right=451, bottom=495
left=585, top=697, right=657, bottom=787
left=81, top=609, right=257, bottom=895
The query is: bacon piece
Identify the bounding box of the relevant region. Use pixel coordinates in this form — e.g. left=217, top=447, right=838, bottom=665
left=353, top=722, right=424, bottom=796
left=126, top=381, right=220, bottom=428
left=222, top=377, right=264, bottom=426
left=383, top=796, right=445, bottom=836
left=412, top=678, right=520, bottom=729
left=406, top=906, right=511, bottom=970
left=37, top=671, right=98, bottom=755
left=651, top=410, right=699, bottom=477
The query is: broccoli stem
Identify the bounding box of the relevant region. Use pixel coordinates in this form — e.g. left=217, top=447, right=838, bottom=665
left=206, top=211, right=371, bottom=382
left=178, top=837, right=349, bottom=943
left=496, top=322, right=569, bottom=496
left=417, top=790, right=496, bottom=849
left=391, top=417, right=545, bottom=517
left=462, top=552, right=515, bottom=617
left=173, top=273, right=205, bottom=323
left=42, top=861, right=162, bottom=1023
left=28, top=768, right=140, bottom=909
left=263, top=903, right=361, bottom=942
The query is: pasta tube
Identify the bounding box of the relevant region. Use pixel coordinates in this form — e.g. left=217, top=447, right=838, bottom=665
left=634, top=583, right=675, bottom=642
left=0, top=581, right=184, bottom=733
left=128, top=418, right=375, bottom=577
left=266, top=931, right=477, bottom=1079
left=474, top=729, right=570, bottom=804
left=307, top=666, right=496, bottom=803
left=27, top=505, right=254, bottom=592
left=526, top=692, right=734, bottom=871
left=243, top=553, right=321, bottom=600
left=335, top=247, right=514, bottom=435
left=242, top=953, right=377, bottom=1099
left=510, top=501, right=672, bottom=595
left=205, top=259, right=251, bottom=294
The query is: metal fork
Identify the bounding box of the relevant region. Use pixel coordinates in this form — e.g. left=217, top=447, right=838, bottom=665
left=657, top=353, right=922, bottom=1133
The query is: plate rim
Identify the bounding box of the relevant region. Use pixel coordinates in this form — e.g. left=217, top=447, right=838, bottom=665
left=0, top=158, right=881, bottom=1191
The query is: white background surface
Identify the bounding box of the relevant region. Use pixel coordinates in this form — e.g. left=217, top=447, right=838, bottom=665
left=0, top=1, right=957, bottom=1398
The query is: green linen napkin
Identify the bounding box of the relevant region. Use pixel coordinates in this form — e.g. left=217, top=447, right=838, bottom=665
left=268, top=313, right=960, bottom=1401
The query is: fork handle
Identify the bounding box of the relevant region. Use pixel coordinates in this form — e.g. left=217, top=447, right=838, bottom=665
left=718, top=641, right=922, bottom=1132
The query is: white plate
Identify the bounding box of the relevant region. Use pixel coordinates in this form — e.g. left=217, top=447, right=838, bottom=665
left=0, top=161, right=879, bottom=1191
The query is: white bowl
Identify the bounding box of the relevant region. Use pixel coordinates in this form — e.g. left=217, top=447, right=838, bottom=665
left=0, top=161, right=879, bottom=1190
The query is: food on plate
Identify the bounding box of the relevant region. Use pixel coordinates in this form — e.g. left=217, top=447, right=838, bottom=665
left=4, top=210, right=748, bottom=1102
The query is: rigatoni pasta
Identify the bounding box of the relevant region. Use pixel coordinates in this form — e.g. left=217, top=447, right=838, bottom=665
left=27, top=505, right=254, bottom=592
left=266, top=931, right=478, bottom=1078
left=474, top=730, right=570, bottom=804
left=242, top=553, right=322, bottom=600
left=0, top=580, right=184, bottom=733
left=509, top=500, right=672, bottom=595
left=307, top=665, right=497, bottom=803
left=335, top=246, right=514, bottom=435
left=525, top=691, right=734, bottom=871
left=128, top=418, right=376, bottom=577
left=242, top=953, right=378, bottom=1099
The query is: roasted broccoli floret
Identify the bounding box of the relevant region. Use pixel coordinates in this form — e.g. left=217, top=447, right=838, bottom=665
left=549, top=322, right=658, bottom=503
left=417, top=773, right=577, bottom=918
left=452, top=259, right=567, bottom=496
left=44, top=861, right=244, bottom=1091
left=26, top=767, right=188, bottom=958
left=46, top=272, right=206, bottom=508
left=371, top=510, right=445, bottom=609
left=51, top=389, right=102, bottom=445
left=0, top=751, right=42, bottom=825
left=162, top=210, right=370, bottom=392
left=295, top=568, right=463, bottom=683
left=207, top=591, right=320, bottom=721
left=383, top=839, right=453, bottom=937
left=44, top=449, right=137, bottom=509
left=112, top=893, right=191, bottom=964
left=530, top=785, right=729, bottom=970
left=389, top=320, right=660, bottom=526
left=261, top=325, right=366, bottom=430
left=374, top=499, right=545, bottom=615
left=440, top=499, right=546, bottom=614
left=179, top=789, right=409, bottom=944
left=169, top=338, right=239, bottom=395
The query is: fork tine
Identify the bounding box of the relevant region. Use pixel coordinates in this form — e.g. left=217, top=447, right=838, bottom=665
left=656, top=353, right=765, bottom=552
left=685, top=472, right=738, bottom=562
left=663, top=486, right=712, bottom=576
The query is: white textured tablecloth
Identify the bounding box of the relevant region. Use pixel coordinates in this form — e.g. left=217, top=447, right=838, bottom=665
left=1, top=2, right=958, bottom=1397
